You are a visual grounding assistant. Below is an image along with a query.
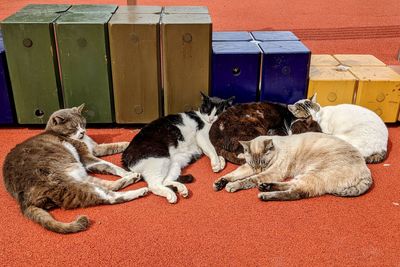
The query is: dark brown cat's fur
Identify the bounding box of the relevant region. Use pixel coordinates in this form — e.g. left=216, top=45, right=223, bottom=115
left=3, top=105, right=148, bottom=234
left=209, top=102, right=322, bottom=165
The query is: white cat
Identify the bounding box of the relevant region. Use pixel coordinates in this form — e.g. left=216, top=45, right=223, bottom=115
left=288, top=94, right=388, bottom=163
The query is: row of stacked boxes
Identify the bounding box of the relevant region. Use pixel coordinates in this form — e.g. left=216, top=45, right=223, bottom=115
left=0, top=4, right=399, bottom=124
left=0, top=4, right=211, bottom=124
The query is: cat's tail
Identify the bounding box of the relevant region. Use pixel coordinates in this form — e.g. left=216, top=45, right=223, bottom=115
left=365, top=150, right=387, bottom=164
left=218, top=148, right=245, bottom=165
left=18, top=193, right=89, bottom=234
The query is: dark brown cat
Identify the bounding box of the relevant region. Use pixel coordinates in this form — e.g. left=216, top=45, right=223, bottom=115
left=2, top=105, right=148, bottom=234
left=209, top=102, right=322, bottom=165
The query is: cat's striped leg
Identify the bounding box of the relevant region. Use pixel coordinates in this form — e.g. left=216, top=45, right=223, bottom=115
left=213, top=163, right=254, bottom=191
left=163, top=162, right=189, bottom=198
left=86, top=173, right=141, bottom=191
left=258, top=179, right=311, bottom=201
left=84, top=156, right=140, bottom=179
left=93, top=186, right=149, bottom=204
left=93, top=142, right=130, bottom=157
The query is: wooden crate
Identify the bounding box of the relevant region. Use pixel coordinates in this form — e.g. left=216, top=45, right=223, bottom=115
left=161, top=13, right=212, bottom=114
left=109, top=13, right=161, bottom=123
left=1, top=12, right=62, bottom=124
left=310, top=54, right=340, bottom=66
left=308, top=66, right=357, bottom=106
left=55, top=12, right=113, bottom=123
left=351, top=66, right=400, bottom=122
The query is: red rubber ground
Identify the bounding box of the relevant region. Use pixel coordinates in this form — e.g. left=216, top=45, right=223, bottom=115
left=0, top=1, right=399, bottom=266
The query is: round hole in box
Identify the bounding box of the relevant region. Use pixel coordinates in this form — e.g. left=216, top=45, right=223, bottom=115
left=23, top=38, right=33, bottom=48
left=35, top=109, right=44, bottom=118
left=182, top=33, right=192, bottom=43
left=232, top=67, right=241, bottom=76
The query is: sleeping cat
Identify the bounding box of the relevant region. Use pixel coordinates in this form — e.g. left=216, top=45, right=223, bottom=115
left=213, top=132, right=373, bottom=201
left=209, top=102, right=322, bottom=165
left=288, top=94, right=388, bottom=163
left=3, top=105, right=147, bottom=234
left=122, top=93, right=234, bottom=204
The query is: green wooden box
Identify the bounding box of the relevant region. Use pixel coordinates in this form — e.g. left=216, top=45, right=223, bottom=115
left=69, top=5, right=118, bottom=13
left=109, top=13, right=161, bottom=123
left=18, top=4, right=71, bottom=13
left=1, top=12, right=62, bottom=124
left=55, top=12, right=113, bottom=123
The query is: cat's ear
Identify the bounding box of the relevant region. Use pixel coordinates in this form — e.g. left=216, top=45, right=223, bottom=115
left=226, top=96, right=235, bottom=106
left=263, top=139, right=274, bottom=152
left=239, top=140, right=250, bottom=152
left=287, top=104, right=296, bottom=114
left=75, top=103, right=85, bottom=114
left=52, top=115, right=65, bottom=125
left=309, top=93, right=317, bottom=103
left=200, top=92, right=209, bottom=101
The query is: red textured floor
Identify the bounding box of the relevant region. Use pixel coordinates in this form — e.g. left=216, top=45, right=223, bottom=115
left=1, top=0, right=400, bottom=266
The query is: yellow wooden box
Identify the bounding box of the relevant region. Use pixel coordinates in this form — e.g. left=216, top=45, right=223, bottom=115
left=333, top=54, right=386, bottom=67
left=350, top=66, right=400, bottom=122
left=310, top=54, right=340, bottom=66
left=308, top=66, right=357, bottom=106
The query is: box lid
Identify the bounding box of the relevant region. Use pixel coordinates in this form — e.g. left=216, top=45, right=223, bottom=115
left=163, top=6, right=209, bottom=14
left=309, top=66, right=357, bottom=80
left=213, top=31, right=253, bottom=42
left=18, top=4, right=71, bottom=13
left=259, top=41, right=310, bottom=54
left=252, top=31, right=299, bottom=41
left=350, top=66, right=400, bottom=81
left=161, top=13, right=211, bottom=24
left=334, top=54, right=386, bottom=67
left=69, top=5, right=117, bottom=13
left=213, top=41, right=261, bottom=54
left=311, top=54, right=340, bottom=66
left=109, top=13, right=160, bottom=24
left=1, top=12, right=61, bottom=24
left=56, top=12, right=112, bottom=24
left=115, top=6, right=162, bottom=14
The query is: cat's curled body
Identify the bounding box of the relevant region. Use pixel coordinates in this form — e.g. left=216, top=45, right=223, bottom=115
left=3, top=105, right=148, bottom=234
left=209, top=102, right=322, bottom=165
left=213, top=132, right=372, bottom=201
left=122, top=93, right=233, bottom=204
left=288, top=95, right=388, bottom=163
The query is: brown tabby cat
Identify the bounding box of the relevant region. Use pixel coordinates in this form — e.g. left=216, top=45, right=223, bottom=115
left=209, top=102, right=322, bottom=165
left=3, top=105, right=148, bottom=234
left=213, top=132, right=372, bottom=201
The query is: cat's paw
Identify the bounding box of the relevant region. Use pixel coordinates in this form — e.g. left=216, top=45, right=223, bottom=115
left=211, top=156, right=225, bottom=172
left=124, top=172, right=142, bottom=184
left=166, top=192, right=178, bottom=204
left=213, top=178, right=228, bottom=191
left=137, top=187, right=149, bottom=197
left=225, top=182, right=239, bottom=193
left=258, top=183, right=273, bottom=192
left=258, top=192, right=270, bottom=201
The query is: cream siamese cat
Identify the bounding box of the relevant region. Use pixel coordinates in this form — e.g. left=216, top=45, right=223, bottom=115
left=213, top=132, right=373, bottom=201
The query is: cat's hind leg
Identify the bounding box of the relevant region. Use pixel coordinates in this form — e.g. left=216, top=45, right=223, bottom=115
left=87, top=173, right=141, bottom=191
left=93, top=142, right=130, bottom=157
left=258, top=179, right=311, bottom=201
left=163, top=161, right=189, bottom=198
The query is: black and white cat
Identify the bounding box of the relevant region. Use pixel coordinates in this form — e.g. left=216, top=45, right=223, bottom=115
left=122, top=93, right=234, bottom=203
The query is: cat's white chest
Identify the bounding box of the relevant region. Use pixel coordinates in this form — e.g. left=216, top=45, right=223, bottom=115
left=62, top=142, right=88, bottom=181
left=81, top=135, right=96, bottom=154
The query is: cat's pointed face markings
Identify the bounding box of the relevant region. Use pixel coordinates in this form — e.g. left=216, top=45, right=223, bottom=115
left=288, top=95, right=320, bottom=119
left=199, top=93, right=234, bottom=124
left=45, top=105, right=87, bottom=139
left=240, top=138, right=275, bottom=173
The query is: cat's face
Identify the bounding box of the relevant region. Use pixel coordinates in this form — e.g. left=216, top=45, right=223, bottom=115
left=45, top=104, right=87, bottom=140
left=290, top=116, right=322, bottom=134
left=199, top=92, right=234, bottom=123
left=288, top=94, right=320, bottom=119
left=239, top=138, right=275, bottom=173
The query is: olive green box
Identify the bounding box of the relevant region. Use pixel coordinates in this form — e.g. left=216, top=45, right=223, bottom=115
left=68, top=5, right=117, bottom=13
left=55, top=12, right=113, bottom=123
left=1, top=12, right=62, bottom=124
left=109, top=13, right=161, bottom=123
left=161, top=13, right=212, bottom=114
